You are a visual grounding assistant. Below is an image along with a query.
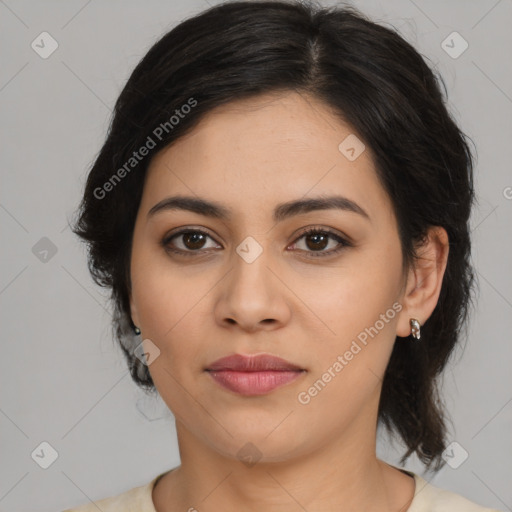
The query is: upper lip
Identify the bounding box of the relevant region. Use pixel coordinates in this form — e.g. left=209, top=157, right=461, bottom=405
left=206, top=354, right=304, bottom=372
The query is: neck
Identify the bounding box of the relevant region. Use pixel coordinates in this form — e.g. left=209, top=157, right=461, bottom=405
left=153, top=416, right=415, bottom=512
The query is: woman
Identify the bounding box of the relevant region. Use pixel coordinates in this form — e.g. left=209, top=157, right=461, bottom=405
left=65, top=1, right=501, bottom=510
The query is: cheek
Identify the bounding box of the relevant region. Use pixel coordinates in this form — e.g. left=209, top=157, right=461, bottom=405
left=133, top=276, right=205, bottom=416
left=131, top=242, right=201, bottom=335
left=308, top=255, right=401, bottom=339
left=300, top=248, right=402, bottom=383
left=134, top=282, right=201, bottom=362
left=295, top=304, right=398, bottom=428
left=131, top=254, right=215, bottom=371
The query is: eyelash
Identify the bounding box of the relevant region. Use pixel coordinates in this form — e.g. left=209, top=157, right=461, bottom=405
left=161, top=226, right=352, bottom=259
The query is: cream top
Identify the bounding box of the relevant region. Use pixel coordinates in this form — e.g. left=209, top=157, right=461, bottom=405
left=62, top=466, right=502, bottom=512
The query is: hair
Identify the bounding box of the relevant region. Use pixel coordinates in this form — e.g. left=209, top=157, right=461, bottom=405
left=71, top=0, right=477, bottom=473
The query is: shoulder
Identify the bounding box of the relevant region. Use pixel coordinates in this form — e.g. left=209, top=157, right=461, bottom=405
left=61, top=472, right=167, bottom=512
left=408, top=472, right=503, bottom=512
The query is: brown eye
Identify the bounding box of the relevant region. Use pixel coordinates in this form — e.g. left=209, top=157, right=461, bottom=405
left=181, top=231, right=208, bottom=250
left=304, top=232, right=329, bottom=251
left=290, top=227, right=351, bottom=258
left=162, top=229, right=220, bottom=255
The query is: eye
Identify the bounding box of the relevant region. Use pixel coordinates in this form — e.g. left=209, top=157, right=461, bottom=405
left=161, top=226, right=352, bottom=258
left=162, top=229, right=221, bottom=256
left=288, top=227, right=351, bottom=258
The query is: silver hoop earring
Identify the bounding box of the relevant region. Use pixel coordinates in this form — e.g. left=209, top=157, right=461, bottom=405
left=409, top=318, right=421, bottom=340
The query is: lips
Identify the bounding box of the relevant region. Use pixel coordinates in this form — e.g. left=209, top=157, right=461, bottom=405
left=205, top=354, right=305, bottom=396
left=207, top=354, right=303, bottom=372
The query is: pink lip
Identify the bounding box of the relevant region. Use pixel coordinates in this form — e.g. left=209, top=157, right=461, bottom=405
left=205, top=354, right=306, bottom=396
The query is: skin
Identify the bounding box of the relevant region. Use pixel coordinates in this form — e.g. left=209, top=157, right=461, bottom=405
left=129, top=90, right=449, bottom=512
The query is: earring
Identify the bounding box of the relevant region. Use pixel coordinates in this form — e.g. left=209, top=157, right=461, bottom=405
left=134, top=326, right=141, bottom=335
left=409, top=318, right=421, bottom=340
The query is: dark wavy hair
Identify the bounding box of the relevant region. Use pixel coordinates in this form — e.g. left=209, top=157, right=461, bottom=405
left=71, top=0, right=477, bottom=472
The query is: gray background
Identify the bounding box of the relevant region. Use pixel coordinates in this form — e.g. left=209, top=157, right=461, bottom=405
left=1, top=0, right=511, bottom=510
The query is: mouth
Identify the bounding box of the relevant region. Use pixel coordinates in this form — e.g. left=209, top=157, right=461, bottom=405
left=205, top=353, right=306, bottom=396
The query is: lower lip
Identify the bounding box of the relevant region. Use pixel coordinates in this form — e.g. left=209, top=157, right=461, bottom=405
left=207, top=370, right=304, bottom=396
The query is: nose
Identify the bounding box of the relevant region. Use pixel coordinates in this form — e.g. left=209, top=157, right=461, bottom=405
left=214, top=246, right=291, bottom=332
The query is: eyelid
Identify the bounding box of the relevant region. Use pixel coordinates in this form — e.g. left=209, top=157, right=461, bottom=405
left=287, top=226, right=352, bottom=258
left=292, top=225, right=353, bottom=246
left=162, top=226, right=221, bottom=253
left=161, top=225, right=352, bottom=257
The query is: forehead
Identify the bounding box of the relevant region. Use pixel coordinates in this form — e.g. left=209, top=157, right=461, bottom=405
left=141, top=91, right=395, bottom=227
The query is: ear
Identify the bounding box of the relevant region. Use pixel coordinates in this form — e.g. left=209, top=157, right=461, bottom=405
left=396, top=226, right=450, bottom=338
left=129, top=289, right=140, bottom=328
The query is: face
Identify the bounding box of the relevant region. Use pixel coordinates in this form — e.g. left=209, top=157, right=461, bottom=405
left=129, top=91, right=411, bottom=464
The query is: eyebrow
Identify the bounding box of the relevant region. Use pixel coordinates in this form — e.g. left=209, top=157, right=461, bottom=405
left=147, top=194, right=370, bottom=223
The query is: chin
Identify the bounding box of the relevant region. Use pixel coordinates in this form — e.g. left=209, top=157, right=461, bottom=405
left=207, top=427, right=312, bottom=465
